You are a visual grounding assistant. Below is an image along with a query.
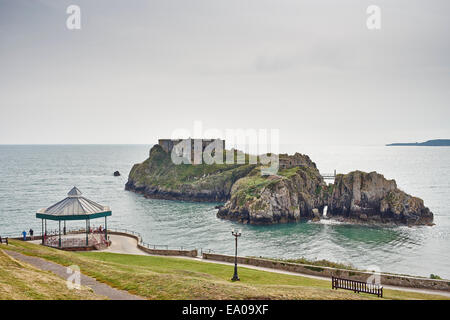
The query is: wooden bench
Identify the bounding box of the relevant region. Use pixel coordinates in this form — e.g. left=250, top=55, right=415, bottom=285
left=332, top=276, right=383, bottom=298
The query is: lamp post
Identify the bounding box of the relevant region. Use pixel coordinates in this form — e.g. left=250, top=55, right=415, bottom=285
left=231, top=228, right=242, bottom=281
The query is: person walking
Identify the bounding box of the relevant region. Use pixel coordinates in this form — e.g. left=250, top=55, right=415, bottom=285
left=22, top=230, right=27, bottom=241
left=29, top=228, right=34, bottom=239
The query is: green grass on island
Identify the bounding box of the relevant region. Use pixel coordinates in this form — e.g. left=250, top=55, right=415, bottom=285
left=230, top=165, right=327, bottom=207
left=2, top=240, right=449, bottom=300
left=129, top=145, right=257, bottom=190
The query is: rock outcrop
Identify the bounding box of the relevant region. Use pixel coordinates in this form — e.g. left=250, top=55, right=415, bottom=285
left=217, top=155, right=330, bottom=224
left=328, top=171, right=433, bottom=225
left=217, top=169, right=433, bottom=226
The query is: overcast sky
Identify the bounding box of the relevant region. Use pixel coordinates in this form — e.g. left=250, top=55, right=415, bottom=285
left=0, top=0, right=449, bottom=145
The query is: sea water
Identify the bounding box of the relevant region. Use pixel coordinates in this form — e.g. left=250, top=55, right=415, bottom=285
left=0, top=144, right=449, bottom=278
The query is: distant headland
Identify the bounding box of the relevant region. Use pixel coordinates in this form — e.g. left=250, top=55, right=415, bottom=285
left=386, top=139, right=450, bottom=146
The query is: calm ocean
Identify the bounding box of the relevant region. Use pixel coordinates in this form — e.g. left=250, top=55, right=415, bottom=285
left=1, top=144, right=449, bottom=278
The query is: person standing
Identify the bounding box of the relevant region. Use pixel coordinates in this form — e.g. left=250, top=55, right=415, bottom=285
left=22, top=230, right=27, bottom=241
left=29, top=228, right=34, bottom=239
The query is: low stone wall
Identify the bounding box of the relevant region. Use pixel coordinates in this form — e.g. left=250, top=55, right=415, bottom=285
left=60, top=246, right=97, bottom=252
left=137, top=244, right=197, bottom=257
left=108, top=230, right=197, bottom=257
left=203, top=253, right=450, bottom=292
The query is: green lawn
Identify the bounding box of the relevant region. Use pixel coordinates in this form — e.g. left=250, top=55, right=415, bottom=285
left=0, top=248, right=103, bottom=300
left=3, top=240, right=449, bottom=300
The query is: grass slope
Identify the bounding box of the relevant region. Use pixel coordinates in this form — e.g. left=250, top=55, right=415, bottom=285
left=4, top=241, right=449, bottom=300
left=0, top=248, right=103, bottom=300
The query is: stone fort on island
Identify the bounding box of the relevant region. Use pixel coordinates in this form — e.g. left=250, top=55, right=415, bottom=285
left=158, top=139, right=225, bottom=164
left=158, top=138, right=312, bottom=170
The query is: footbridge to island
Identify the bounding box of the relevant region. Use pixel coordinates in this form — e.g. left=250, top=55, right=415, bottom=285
left=321, top=170, right=337, bottom=180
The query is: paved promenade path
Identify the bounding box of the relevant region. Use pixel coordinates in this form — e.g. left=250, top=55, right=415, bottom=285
left=101, top=234, right=450, bottom=298
left=102, top=234, right=146, bottom=255
left=5, top=250, right=144, bottom=300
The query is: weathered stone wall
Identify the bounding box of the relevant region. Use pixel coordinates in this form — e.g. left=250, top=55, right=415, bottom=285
left=202, top=253, right=450, bottom=292
left=137, top=244, right=197, bottom=257
left=60, top=245, right=97, bottom=251
left=158, top=139, right=225, bottom=164
left=158, top=139, right=181, bottom=154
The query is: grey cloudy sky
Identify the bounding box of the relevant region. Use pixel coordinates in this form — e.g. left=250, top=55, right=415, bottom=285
left=0, top=0, right=449, bottom=145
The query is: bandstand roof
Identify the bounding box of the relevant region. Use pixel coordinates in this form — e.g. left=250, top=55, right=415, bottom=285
left=36, top=187, right=112, bottom=221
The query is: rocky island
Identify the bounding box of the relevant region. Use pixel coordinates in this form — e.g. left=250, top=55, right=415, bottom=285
left=126, top=141, right=434, bottom=226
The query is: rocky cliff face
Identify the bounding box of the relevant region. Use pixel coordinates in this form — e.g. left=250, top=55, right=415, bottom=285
left=217, top=169, right=433, bottom=226
left=217, top=156, right=330, bottom=224
left=328, top=171, right=433, bottom=225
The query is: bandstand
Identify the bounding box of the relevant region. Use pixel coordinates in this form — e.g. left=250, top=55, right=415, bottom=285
left=36, top=187, right=112, bottom=249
